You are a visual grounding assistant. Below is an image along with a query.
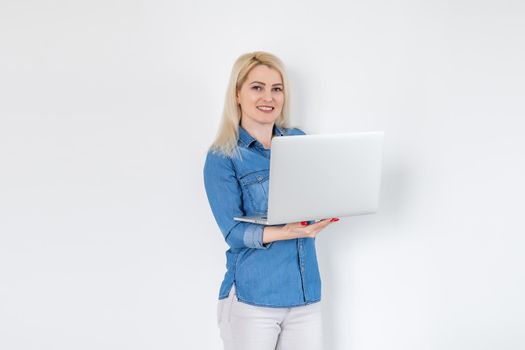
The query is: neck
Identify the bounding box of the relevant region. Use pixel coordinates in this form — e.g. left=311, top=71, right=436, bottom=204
left=240, top=119, right=274, bottom=149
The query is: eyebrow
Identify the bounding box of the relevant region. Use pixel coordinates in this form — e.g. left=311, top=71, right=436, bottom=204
left=250, top=81, right=283, bottom=86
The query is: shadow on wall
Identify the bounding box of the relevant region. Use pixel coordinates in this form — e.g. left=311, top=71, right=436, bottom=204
left=317, top=156, right=412, bottom=349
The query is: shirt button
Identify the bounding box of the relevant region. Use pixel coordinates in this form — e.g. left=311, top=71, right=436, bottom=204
left=257, top=176, right=263, bottom=181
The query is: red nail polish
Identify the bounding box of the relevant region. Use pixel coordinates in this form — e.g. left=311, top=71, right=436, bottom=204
left=330, top=218, right=340, bottom=222
left=300, top=221, right=308, bottom=226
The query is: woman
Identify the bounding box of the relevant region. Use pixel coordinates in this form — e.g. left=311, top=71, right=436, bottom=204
left=203, top=51, right=339, bottom=350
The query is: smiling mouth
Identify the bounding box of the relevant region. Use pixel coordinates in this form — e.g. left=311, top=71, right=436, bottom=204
left=257, top=106, right=274, bottom=111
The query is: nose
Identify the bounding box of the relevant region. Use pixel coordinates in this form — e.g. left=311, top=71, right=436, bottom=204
left=262, top=90, right=273, bottom=101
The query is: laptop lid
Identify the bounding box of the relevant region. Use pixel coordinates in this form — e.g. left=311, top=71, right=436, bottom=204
left=265, top=131, right=384, bottom=225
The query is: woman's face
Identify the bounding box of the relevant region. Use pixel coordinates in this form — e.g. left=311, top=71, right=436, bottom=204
left=236, top=64, right=284, bottom=127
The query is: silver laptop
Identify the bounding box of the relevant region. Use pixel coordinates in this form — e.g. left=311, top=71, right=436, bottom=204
left=234, top=131, right=384, bottom=225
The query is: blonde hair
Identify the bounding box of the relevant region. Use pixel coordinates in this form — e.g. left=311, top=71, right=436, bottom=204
left=209, top=51, right=291, bottom=157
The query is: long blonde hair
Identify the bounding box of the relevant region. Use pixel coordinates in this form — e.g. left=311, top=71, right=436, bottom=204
left=209, top=51, right=291, bottom=157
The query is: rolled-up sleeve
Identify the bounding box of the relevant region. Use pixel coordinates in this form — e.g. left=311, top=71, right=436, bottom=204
left=203, top=150, right=271, bottom=250
left=243, top=224, right=267, bottom=249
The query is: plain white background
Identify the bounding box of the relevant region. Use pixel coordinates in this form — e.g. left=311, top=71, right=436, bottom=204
left=1, top=0, right=524, bottom=349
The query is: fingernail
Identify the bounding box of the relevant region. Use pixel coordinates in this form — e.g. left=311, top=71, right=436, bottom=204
left=300, top=221, right=308, bottom=226
left=330, top=218, right=340, bottom=222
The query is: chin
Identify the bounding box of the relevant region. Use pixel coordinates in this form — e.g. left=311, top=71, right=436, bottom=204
left=257, top=117, right=278, bottom=125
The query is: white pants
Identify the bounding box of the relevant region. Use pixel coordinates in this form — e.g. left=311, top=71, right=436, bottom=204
left=217, top=285, right=323, bottom=350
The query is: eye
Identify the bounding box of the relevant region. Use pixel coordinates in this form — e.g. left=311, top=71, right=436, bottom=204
left=273, top=87, right=283, bottom=92
left=252, top=86, right=262, bottom=91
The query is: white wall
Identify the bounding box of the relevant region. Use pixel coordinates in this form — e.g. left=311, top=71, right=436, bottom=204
left=1, top=1, right=524, bottom=349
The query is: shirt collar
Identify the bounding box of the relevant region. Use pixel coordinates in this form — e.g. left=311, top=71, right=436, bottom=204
left=238, top=124, right=285, bottom=147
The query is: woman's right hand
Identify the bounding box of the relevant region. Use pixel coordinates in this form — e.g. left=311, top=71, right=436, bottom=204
left=282, top=218, right=340, bottom=239
left=262, top=218, right=340, bottom=244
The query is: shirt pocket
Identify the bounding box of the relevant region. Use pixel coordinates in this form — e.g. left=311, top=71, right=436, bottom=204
left=239, top=170, right=269, bottom=215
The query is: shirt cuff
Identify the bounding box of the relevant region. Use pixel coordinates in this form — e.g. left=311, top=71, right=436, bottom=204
left=243, top=224, right=272, bottom=249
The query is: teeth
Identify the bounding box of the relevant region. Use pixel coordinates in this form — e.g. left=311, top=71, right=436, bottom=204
left=257, top=106, right=273, bottom=111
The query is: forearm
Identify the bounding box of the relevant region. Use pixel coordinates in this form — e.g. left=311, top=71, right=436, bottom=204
left=262, top=225, right=295, bottom=244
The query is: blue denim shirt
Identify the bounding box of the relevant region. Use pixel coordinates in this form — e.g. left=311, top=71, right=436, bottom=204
left=203, top=125, right=321, bottom=308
